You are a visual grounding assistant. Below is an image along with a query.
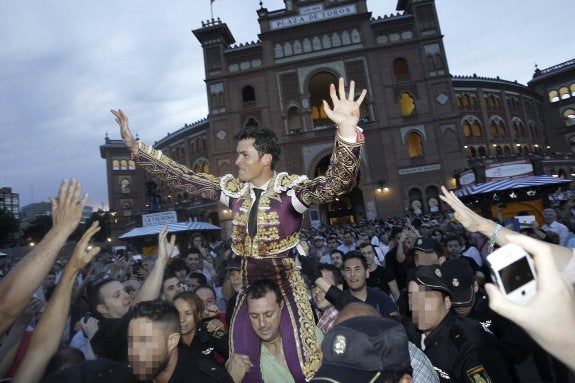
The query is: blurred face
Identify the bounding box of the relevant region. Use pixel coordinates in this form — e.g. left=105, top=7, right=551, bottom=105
left=360, top=245, right=375, bottom=267
left=142, top=259, right=155, bottom=272
left=186, top=253, right=202, bottom=271
left=414, top=250, right=440, bottom=267
left=128, top=318, right=175, bottom=380
left=445, top=240, right=462, bottom=257
left=229, top=269, right=242, bottom=293
left=327, top=238, right=338, bottom=251
left=343, top=232, right=354, bottom=245
left=314, top=238, right=324, bottom=249
left=330, top=252, right=343, bottom=268
left=235, top=138, right=271, bottom=184
left=312, top=269, right=337, bottom=311
left=343, top=258, right=368, bottom=291
left=247, top=290, right=283, bottom=343
left=408, top=281, right=450, bottom=334
left=162, top=277, right=183, bottom=304
left=193, top=236, right=203, bottom=248
left=188, top=277, right=202, bottom=292
left=174, top=268, right=187, bottom=282
left=543, top=209, right=556, bottom=224
left=174, top=298, right=197, bottom=336
left=195, top=287, right=217, bottom=318
left=97, top=281, right=131, bottom=319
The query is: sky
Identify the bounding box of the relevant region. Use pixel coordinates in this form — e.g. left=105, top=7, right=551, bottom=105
left=1, top=0, right=573, bottom=210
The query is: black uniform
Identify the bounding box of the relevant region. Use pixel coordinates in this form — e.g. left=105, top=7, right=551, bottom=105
left=410, top=313, right=513, bottom=383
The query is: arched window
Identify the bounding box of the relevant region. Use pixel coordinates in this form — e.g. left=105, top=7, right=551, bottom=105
left=503, top=146, right=511, bottom=155
left=564, top=108, right=575, bottom=126
left=478, top=146, right=487, bottom=157
left=549, top=90, right=560, bottom=103
left=560, top=87, right=570, bottom=100
left=245, top=117, right=260, bottom=127
left=120, top=160, right=128, bottom=170
left=393, top=58, right=409, bottom=76
left=120, top=178, right=130, bottom=194
left=406, top=131, right=424, bottom=158
left=466, top=146, right=477, bottom=158
left=456, top=96, right=462, bottom=108
left=242, top=85, right=255, bottom=102
left=463, top=121, right=471, bottom=137
left=463, top=94, right=470, bottom=107
left=472, top=120, right=482, bottom=137
left=112, top=160, right=120, bottom=170
left=571, top=83, right=575, bottom=97
left=128, top=160, right=136, bottom=170
left=400, top=92, right=416, bottom=116
left=309, top=72, right=339, bottom=127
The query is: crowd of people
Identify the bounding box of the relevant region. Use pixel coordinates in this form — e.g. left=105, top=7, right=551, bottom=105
left=1, top=79, right=575, bottom=382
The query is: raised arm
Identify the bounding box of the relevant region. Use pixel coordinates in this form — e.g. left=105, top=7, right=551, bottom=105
left=111, top=109, right=138, bottom=154
left=133, top=226, right=176, bottom=304
left=13, top=221, right=101, bottom=383
left=439, top=186, right=573, bottom=272
left=0, top=178, right=88, bottom=335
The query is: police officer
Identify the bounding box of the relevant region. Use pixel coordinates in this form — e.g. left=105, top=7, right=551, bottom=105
left=407, top=264, right=513, bottom=382
left=442, top=258, right=532, bottom=382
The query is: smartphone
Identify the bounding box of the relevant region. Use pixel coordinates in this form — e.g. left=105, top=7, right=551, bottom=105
left=487, top=244, right=537, bottom=305
left=516, top=215, right=536, bottom=226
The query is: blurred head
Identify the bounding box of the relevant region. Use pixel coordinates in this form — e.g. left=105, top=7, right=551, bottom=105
left=128, top=301, right=180, bottom=381
left=187, top=272, right=208, bottom=291
left=161, top=270, right=183, bottom=304
left=185, top=250, right=202, bottom=272
left=313, top=264, right=344, bottom=312
left=359, top=242, right=376, bottom=267
left=330, top=250, right=344, bottom=268
left=193, top=285, right=217, bottom=315
left=173, top=291, right=204, bottom=338
left=343, top=231, right=354, bottom=246
left=543, top=208, right=557, bottom=224
left=246, top=279, right=284, bottom=343
left=87, top=278, right=131, bottom=320
left=444, top=235, right=463, bottom=258
left=408, top=265, right=451, bottom=334
left=327, top=237, right=339, bottom=251
left=343, top=251, right=368, bottom=292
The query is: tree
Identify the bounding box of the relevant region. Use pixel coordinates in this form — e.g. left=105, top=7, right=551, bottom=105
left=0, top=208, right=19, bottom=244
left=22, top=215, right=52, bottom=245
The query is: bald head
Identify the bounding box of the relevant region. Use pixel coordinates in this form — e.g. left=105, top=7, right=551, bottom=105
left=334, top=302, right=380, bottom=326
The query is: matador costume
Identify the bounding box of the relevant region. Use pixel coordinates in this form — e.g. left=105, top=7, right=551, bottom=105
left=133, top=130, right=363, bottom=382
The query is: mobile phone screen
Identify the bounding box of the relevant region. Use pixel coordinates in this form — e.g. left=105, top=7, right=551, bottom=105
left=499, top=256, right=534, bottom=293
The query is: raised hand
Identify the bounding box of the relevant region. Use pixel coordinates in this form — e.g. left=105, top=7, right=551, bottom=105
left=66, top=221, right=101, bottom=273
left=50, top=178, right=89, bottom=237
left=157, top=225, right=176, bottom=263
left=322, top=77, right=367, bottom=137
left=110, top=109, right=138, bottom=154
left=439, top=186, right=486, bottom=233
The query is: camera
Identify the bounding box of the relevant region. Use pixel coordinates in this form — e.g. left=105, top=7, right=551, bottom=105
left=487, top=243, right=537, bottom=305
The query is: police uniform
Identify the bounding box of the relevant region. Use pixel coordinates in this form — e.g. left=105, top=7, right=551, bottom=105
left=418, top=313, right=513, bottom=383
left=407, top=264, right=513, bottom=383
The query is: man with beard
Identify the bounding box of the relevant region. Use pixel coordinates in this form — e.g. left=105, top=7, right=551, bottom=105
left=128, top=300, right=232, bottom=382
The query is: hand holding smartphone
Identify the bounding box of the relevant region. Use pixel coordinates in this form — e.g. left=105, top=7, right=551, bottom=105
left=487, top=244, right=537, bottom=305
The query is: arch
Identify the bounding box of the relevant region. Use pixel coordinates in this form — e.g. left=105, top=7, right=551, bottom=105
left=242, top=85, right=256, bottom=102
left=408, top=188, right=423, bottom=215
left=244, top=117, right=260, bottom=127
left=463, top=120, right=471, bottom=137
left=425, top=185, right=440, bottom=213
left=478, top=146, right=487, bottom=157
left=120, top=178, right=130, bottom=194
left=559, top=87, right=570, bottom=100
left=563, top=108, right=575, bottom=126
left=549, top=90, right=559, bottom=103
left=112, top=160, right=120, bottom=170
left=128, top=160, right=136, bottom=170
left=308, top=71, right=339, bottom=127
left=466, top=146, right=477, bottom=158
left=406, top=131, right=424, bottom=158
left=393, top=58, right=409, bottom=76
left=192, top=158, right=209, bottom=174
left=400, top=92, right=415, bottom=116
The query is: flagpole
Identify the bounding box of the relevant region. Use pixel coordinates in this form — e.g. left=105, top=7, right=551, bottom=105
left=210, top=0, right=214, bottom=19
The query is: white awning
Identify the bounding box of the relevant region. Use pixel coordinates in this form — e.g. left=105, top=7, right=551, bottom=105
left=119, top=221, right=220, bottom=239
left=455, top=175, right=571, bottom=197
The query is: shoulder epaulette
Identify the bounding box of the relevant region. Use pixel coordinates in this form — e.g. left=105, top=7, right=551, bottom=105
left=220, top=174, right=248, bottom=198
left=273, top=172, right=308, bottom=192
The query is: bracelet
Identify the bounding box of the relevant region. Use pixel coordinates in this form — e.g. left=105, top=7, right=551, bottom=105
left=488, top=224, right=502, bottom=253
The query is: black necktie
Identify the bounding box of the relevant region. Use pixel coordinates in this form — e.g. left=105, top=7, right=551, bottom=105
left=248, top=188, right=263, bottom=237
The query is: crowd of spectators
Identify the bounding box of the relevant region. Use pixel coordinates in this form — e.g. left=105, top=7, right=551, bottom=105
left=1, top=179, right=574, bottom=382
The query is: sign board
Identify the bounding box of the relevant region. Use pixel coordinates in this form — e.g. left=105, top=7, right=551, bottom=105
left=485, top=160, right=533, bottom=181
left=142, top=211, right=177, bottom=227
left=270, top=4, right=357, bottom=30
